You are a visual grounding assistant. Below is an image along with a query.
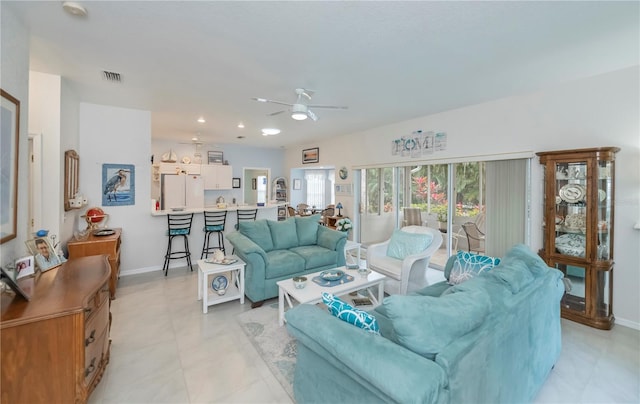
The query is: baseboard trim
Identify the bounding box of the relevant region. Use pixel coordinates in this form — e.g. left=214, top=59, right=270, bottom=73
left=615, top=317, right=640, bottom=331
left=120, top=263, right=194, bottom=277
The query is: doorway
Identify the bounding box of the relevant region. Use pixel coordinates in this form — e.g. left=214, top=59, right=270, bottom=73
left=28, top=133, right=43, bottom=236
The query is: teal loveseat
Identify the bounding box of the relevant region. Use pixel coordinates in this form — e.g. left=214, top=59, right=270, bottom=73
left=227, top=214, right=347, bottom=307
left=285, top=245, right=565, bottom=403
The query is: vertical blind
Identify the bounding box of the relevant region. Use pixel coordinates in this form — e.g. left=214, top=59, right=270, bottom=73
left=485, top=159, right=528, bottom=256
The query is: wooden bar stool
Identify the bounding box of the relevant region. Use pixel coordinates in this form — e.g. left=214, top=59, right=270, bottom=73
left=201, top=210, right=227, bottom=258
left=163, top=213, right=194, bottom=276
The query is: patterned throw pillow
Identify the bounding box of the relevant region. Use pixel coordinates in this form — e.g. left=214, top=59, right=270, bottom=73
left=321, top=292, right=380, bottom=334
left=448, top=250, right=501, bottom=285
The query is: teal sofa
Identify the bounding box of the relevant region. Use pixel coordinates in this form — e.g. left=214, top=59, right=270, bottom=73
left=227, top=215, right=347, bottom=307
left=285, top=245, right=564, bottom=403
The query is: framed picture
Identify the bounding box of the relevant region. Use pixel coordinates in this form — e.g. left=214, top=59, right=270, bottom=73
left=232, top=177, right=241, bottom=188
left=302, top=147, right=319, bottom=164
left=208, top=151, right=224, bottom=165
left=0, top=265, right=34, bottom=301
left=15, top=256, right=35, bottom=279
left=26, top=237, right=64, bottom=272
left=103, top=163, right=135, bottom=206
left=293, top=178, right=301, bottom=190
left=1, top=89, right=20, bottom=244
left=252, top=178, right=257, bottom=190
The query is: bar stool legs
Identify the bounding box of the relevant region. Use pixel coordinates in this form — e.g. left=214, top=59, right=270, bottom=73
left=163, top=213, right=194, bottom=276
left=201, top=211, right=227, bottom=259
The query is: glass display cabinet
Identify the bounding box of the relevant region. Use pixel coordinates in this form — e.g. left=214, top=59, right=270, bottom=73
left=536, top=147, right=619, bottom=330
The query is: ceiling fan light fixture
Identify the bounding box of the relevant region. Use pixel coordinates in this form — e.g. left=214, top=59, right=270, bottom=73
left=291, top=112, right=308, bottom=120
left=291, top=104, right=308, bottom=120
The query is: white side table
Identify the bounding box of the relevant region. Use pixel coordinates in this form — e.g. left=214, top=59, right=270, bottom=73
left=197, top=257, right=245, bottom=313
left=344, top=240, right=361, bottom=269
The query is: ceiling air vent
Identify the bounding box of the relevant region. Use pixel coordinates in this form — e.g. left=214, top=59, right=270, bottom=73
left=102, top=70, right=121, bottom=82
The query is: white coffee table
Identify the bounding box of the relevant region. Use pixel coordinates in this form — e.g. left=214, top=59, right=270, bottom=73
left=197, top=257, right=245, bottom=314
left=277, top=267, right=386, bottom=326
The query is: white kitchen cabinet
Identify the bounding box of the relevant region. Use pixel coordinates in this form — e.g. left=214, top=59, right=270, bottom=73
left=202, top=164, right=233, bottom=190
left=159, top=163, right=201, bottom=175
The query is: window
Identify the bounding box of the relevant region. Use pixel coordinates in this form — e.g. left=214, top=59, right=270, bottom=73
left=305, top=170, right=326, bottom=208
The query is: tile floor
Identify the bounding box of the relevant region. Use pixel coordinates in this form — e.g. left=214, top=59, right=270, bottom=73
left=89, top=265, right=639, bottom=404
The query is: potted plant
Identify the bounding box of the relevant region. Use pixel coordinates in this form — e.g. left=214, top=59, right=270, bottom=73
left=432, top=205, right=447, bottom=230
left=335, top=217, right=352, bottom=232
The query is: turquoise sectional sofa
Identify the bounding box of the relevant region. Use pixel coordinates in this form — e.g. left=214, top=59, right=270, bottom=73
left=227, top=214, right=347, bottom=307
left=285, top=245, right=565, bottom=403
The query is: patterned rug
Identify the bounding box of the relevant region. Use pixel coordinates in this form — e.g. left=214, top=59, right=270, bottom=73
left=236, top=301, right=296, bottom=400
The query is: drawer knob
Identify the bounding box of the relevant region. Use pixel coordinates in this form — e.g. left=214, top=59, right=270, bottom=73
left=85, top=329, right=96, bottom=346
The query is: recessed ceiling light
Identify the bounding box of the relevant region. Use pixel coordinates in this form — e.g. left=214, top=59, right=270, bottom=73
left=62, top=2, right=88, bottom=17
left=197, top=117, right=205, bottom=123
left=237, top=136, right=245, bottom=139
left=261, top=128, right=281, bottom=136
left=237, top=122, right=245, bottom=129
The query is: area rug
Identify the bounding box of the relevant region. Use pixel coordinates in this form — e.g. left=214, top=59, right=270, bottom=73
left=236, top=301, right=296, bottom=400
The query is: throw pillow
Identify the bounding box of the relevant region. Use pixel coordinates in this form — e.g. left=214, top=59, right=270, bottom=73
left=321, top=293, right=380, bottom=334
left=267, top=218, right=299, bottom=250
left=448, top=250, right=501, bottom=285
left=238, top=219, right=274, bottom=252
left=382, top=290, right=491, bottom=359
left=386, top=229, right=433, bottom=260
left=295, top=214, right=321, bottom=246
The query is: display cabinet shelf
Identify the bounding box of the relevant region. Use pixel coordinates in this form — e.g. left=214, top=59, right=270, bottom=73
left=537, top=147, right=619, bottom=330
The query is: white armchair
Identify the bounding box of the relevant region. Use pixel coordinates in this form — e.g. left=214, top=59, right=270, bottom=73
left=366, top=226, right=443, bottom=295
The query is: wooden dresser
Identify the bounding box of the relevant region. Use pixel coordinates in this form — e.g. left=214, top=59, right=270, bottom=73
left=68, top=228, right=121, bottom=299
left=1, top=256, right=111, bottom=403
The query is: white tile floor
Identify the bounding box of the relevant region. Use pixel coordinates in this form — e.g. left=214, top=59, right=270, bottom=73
left=90, top=266, right=639, bottom=404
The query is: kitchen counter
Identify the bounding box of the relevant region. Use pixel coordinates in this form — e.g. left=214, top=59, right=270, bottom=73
left=150, top=202, right=287, bottom=216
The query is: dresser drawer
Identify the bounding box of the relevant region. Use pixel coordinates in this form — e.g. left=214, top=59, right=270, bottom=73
left=85, top=284, right=109, bottom=320
left=84, top=296, right=109, bottom=386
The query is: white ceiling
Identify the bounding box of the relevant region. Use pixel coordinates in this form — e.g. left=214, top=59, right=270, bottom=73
left=5, top=1, right=638, bottom=149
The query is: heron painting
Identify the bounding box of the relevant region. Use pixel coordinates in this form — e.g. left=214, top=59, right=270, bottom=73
left=102, top=163, right=135, bottom=206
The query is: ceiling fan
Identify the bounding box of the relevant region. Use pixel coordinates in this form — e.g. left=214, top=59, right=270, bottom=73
left=252, top=88, right=348, bottom=121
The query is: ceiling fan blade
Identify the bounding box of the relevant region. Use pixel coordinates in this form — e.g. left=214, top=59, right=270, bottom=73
left=307, top=108, right=318, bottom=121
left=307, top=104, right=348, bottom=110
left=252, top=97, right=293, bottom=107
left=269, top=110, right=287, bottom=116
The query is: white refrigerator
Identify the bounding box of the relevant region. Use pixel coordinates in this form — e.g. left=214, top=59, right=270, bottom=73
left=161, top=174, right=204, bottom=210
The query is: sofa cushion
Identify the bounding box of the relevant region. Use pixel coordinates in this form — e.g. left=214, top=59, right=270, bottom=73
left=264, top=250, right=306, bottom=279
left=448, top=251, right=501, bottom=285
left=295, top=214, right=321, bottom=246
left=386, top=229, right=433, bottom=260
left=321, top=292, right=380, bottom=334
left=239, top=220, right=274, bottom=252
left=267, top=218, right=299, bottom=250
left=500, top=244, right=551, bottom=277
left=290, top=246, right=339, bottom=269
left=381, top=290, right=491, bottom=360
left=485, top=259, right=534, bottom=294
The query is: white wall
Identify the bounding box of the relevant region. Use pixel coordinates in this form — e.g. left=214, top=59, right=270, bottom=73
left=59, top=78, right=81, bottom=247
left=79, top=103, right=155, bottom=272
left=284, top=66, right=640, bottom=328
left=28, top=72, right=62, bottom=239
left=0, top=6, right=30, bottom=264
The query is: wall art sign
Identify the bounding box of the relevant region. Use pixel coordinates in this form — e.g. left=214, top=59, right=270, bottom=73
left=302, top=147, right=319, bottom=164
left=391, top=130, right=447, bottom=158
left=0, top=89, right=20, bottom=244
left=102, top=163, right=135, bottom=206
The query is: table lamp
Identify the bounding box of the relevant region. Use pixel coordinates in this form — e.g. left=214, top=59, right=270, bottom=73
left=336, top=202, right=343, bottom=217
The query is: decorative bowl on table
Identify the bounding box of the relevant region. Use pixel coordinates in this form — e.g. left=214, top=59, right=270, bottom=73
left=293, top=276, right=307, bottom=289
left=319, top=270, right=345, bottom=281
